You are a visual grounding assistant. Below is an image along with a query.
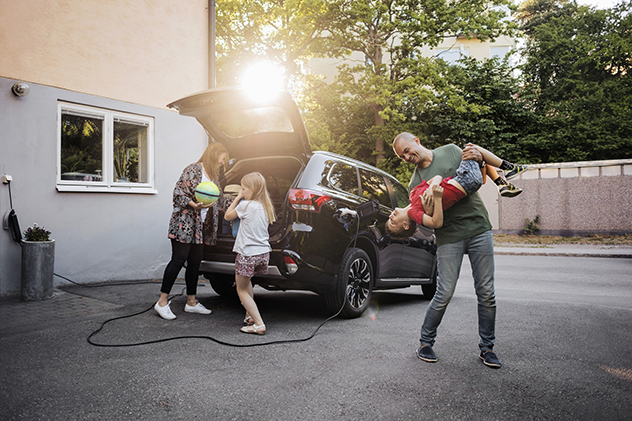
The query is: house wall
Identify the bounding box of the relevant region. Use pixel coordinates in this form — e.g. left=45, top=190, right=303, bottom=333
left=483, top=160, right=632, bottom=236
left=0, top=77, right=208, bottom=295
left=0, top=0, right=209, bottom=108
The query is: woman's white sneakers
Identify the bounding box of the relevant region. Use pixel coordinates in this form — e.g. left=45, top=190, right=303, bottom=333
left=184, top=302, right=212, bottom=315
left=155, top=301, right=212, bottom=320
left=154, top=301, right=176, bottom=320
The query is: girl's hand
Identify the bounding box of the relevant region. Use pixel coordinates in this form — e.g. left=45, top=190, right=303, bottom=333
left=431, top=184, right=443, bottom=199
left=421, top=189, right=434, bottom=216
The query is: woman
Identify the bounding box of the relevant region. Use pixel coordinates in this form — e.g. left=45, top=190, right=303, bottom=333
left=154, top=143, right=228, bottom=320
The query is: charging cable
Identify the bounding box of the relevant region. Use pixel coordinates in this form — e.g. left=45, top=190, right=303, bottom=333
left=86, top=210, right=363, bottom=348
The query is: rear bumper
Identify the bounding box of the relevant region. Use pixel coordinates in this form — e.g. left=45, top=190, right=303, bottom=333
left=199, top=260, right=284, bottom=279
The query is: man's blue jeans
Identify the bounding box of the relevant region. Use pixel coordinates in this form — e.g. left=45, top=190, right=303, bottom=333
left=420, top=230, right=496, bottom=351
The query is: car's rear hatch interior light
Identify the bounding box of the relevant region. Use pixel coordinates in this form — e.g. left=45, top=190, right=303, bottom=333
left=288, top=188, right=332, bottom=213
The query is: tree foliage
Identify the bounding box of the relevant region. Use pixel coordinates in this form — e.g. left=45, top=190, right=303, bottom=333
left=215, top=0, right=632, bottom=185
left=517, top=0, right=632, bottom=162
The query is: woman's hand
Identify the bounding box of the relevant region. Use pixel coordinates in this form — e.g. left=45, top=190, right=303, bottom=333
left=188, top=200, right=215, bottom=210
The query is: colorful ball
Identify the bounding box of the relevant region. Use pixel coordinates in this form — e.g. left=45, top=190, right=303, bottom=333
left=195, top=181, right=220, bottom=205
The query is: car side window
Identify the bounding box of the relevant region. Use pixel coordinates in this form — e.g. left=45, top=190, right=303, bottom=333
left=359, top=168, right=390, bottom=208
left=389, top=178, right=410, bottom=208
left=328, top=162, right=359, bottom=195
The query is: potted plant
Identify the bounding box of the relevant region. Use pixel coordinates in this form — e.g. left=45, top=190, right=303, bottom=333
left=21, top=223, right=55, bottom=301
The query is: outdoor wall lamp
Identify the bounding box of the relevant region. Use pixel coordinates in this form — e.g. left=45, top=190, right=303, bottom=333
left=12, top=82, right=30, bottom=97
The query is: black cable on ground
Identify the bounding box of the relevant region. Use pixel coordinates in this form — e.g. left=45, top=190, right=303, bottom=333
left=86, top=295, right=343, bottom=348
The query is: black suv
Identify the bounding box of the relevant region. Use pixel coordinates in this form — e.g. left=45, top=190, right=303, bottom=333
left=168, top=88, right=436, bottom=318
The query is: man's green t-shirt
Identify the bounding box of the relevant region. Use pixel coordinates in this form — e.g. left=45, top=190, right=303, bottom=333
left=409, top=144, right=492, bottom=247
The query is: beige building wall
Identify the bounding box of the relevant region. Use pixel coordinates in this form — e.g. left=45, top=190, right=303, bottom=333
left=419, top=35, right=517, bottom=62
left=0, top=0, right=209, bottom=108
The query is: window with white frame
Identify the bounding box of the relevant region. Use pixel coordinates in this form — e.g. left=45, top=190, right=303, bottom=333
left=57, top=102, right=155, bottom=193
left=434, top=46, right=470, bottom=65
left=490, top=46, right=511, bottom=60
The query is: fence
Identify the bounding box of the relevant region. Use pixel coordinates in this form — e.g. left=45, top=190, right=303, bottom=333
left=478, top=159, right=632, bottom=236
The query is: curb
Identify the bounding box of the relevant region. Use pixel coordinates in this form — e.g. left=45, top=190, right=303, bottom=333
left=494, top=248, right=632, bottom=259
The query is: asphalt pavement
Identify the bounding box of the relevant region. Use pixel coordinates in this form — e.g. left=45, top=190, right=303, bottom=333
left=1, top=244, right=631, bottom=420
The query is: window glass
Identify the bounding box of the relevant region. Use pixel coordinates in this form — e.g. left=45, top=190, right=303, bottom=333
left=328, top=163, right=358, bottom=195
left=390, top=179, right=410, bottom=208
left=60, top=111, right=103, bottom=182
left=113, top=118, right=148, bottom=183
left=435, top=46, right=470, bottom=64
left=359, top=168, right=390, bottom=207
left=58, top=103, right=154, bottom=192
left=211, top=106, right=293, bottom=138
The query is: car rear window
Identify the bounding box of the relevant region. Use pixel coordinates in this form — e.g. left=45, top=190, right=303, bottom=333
left=329, top=162, right=359, bottom=195
left=211, top=106, right=293, bottom=138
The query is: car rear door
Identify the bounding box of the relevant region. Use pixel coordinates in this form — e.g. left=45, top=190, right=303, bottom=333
left=167, top=87, right=311, bottom=162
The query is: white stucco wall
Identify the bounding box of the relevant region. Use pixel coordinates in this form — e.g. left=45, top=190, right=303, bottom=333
left=0, top=0, right=209, bottom=109
left=0, top=78, right=208, bottom=295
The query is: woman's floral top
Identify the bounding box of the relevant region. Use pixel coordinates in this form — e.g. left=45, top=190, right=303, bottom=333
left=167, top=162, right=228, bottom=245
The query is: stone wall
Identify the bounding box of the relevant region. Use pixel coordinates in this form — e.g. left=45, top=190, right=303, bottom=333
left=492, top=160, right=632, bottom=236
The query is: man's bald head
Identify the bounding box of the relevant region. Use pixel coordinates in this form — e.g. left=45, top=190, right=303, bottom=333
left=393, top=132, right=432, bottom=168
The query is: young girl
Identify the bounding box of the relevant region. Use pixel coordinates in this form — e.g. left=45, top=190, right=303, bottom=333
left=224, top=172, right=276, bottom=335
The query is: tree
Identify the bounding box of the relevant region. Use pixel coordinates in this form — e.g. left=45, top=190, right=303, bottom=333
left=216, top=0, right=342, bottom=87
left=216, top=0, right=516, bottom=165
left=308, top=0, right=516, bottom=164
left=517, top=0, right=632, bottom=162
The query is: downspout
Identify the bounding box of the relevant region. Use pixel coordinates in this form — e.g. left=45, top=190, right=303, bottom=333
left=208, top=0, right=216, bottom=89
left=208, top=0, right=216, bottom=145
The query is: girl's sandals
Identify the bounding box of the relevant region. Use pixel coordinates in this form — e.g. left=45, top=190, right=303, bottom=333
left=240, top=324, right=266, bottom=335
left=243, top=315, right=254, bottom=326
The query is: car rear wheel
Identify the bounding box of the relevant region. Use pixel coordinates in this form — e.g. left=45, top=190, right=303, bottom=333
left=325, top=248, right=373, bottom=318
left=204, top=273, right=238, bottom=300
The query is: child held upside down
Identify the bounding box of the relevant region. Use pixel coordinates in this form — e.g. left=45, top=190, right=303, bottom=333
left=386, top=144, right=528, bottom=236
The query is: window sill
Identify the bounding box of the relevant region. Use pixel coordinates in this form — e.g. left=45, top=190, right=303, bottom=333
left=56, top=185, right=158, bottom=194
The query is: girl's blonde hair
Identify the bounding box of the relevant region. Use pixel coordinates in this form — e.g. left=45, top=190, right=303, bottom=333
left=198, top=142, right=228, bottom=181
left=241, top=172, right=276, bottom=223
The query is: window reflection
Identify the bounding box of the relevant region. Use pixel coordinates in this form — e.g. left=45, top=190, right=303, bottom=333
left=360, top=169, right=390, bottom=207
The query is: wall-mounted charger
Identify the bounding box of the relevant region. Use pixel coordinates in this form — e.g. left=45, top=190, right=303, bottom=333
left=2, top=175, right=13, bottom=184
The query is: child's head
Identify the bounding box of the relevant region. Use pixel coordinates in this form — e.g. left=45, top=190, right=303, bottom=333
left=385, top=207, right=417, bottom=238
left=240, top=172, right=276, bottom=223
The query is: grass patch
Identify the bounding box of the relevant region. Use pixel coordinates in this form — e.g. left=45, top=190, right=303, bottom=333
left=493, top=234, right=632, bottom=246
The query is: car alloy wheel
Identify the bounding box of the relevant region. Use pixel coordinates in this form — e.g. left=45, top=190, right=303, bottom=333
left=326, top=248, right=373, bottom=318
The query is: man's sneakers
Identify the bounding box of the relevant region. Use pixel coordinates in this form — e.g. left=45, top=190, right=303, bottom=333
left=416, top=345, right=437, bottom=362
left=498, top=183, right=523, bottom=197
left=154, top=300, right=176, bottom=320
left=504, top=164, right=529, bottom=180
left=480, top=350, right=502, bottom=368
left=184, top=301, right=212, bottom=315
left=416, top=345, right=502, bottom=368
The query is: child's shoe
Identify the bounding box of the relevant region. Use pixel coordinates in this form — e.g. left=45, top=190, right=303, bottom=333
left=498, top=184, right=523, bottom=197
left=504, top=164, right=529, bottom=180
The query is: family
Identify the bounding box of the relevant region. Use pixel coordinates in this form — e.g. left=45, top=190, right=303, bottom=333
left=153, top=134, right=528, bottom=368
left=153, top=143, right=273, bottom=335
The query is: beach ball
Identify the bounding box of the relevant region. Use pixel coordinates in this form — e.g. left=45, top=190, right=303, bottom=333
left=195, top=181, right=220, bottom=205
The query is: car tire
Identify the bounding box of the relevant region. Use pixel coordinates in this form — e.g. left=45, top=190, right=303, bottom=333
left=421, top=261, right=437, bottom=298
left=325, top=248, right=374, bottom=318
left=204, top=273, right=238, bottom=300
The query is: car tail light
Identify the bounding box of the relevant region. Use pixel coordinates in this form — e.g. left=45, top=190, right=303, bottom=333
left=284, top=256, right=298, bottom=274
left=288, top=188, right=332, bottom=213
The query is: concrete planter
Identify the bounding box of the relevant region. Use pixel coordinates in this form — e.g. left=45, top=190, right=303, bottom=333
left=21, top=240, right=55, bottom=301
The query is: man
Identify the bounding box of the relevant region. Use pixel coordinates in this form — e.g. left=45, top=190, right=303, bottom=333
left=392, top=132, right=501, bottom=368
